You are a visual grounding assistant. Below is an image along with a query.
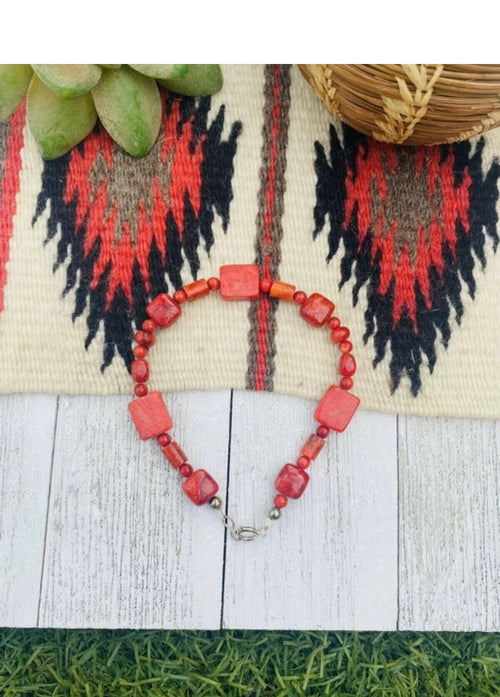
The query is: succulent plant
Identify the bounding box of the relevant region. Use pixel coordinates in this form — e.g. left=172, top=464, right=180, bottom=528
left=0, top=64, right=223, bottom=159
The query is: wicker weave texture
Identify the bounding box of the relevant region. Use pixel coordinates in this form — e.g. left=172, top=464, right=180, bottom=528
left=299, top=64, right=500, bottom=145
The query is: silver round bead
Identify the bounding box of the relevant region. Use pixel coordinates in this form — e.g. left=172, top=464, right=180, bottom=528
left=209, top=495, right=223, bottom=509
left=268, top=506, right=281, bottom=520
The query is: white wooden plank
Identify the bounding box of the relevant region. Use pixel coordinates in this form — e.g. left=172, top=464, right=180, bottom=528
left=399, top=415, right=500, bottom=631
left=4, top=391, right=496, bottom=631
left=222, top=391, right=398, bottom=630
left=0, top=393, right=57, bottom=627
left=38, top=391, right=231, bottom=629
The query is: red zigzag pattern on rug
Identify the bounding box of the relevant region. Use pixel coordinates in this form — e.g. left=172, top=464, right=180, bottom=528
left=33, top=94, right=242, bottom=373
left=0, top=106, right=25, bottom=313
left=313, top=124, right=500, bottom=396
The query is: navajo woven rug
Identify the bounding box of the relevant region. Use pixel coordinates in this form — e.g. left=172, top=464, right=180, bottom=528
left=1, top=64, right=499, bottom=419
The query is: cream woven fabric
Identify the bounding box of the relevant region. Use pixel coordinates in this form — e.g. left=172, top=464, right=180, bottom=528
left=0, top=64, right=499, bottom=419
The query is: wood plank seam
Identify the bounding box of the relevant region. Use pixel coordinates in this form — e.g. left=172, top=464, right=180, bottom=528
left=36, top=395, right=60, bottom=628
left=396, top=413, right=401, bottom=631
left=219, top=388, right=234, bottom=629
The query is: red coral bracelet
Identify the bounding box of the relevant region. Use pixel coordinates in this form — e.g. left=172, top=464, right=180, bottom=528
left=128, top=264, right=360, bottom=541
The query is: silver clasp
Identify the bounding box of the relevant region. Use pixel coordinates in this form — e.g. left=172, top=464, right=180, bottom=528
left=209, top=496, right=280, bottom=541
left=231, top=525, right=262, bottom=542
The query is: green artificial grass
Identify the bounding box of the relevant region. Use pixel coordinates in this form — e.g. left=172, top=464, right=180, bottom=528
left=0, top=629, right=498, bottom=696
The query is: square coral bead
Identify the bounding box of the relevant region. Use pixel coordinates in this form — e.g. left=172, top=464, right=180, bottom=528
left=300, top=292, right=335, bottom=327
left=146, top=293, right=182, bottom=328
left=314, top=385, right=360, bottom=433
left=128, top=391, right=173, bottom=440
left=220, top=264, right=260, bottom=300
left=275, top=464, right=309, bottom=499
left=183, top=469, right=219, bottom=505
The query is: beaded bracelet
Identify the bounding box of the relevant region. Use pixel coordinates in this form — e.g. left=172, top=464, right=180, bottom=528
left=128, top=264, right=360, bottom=541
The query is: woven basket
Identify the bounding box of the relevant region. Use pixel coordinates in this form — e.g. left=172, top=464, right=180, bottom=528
left=299, top=64, right=500, bottom=146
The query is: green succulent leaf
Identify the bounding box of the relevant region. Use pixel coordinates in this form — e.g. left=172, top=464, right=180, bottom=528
left=97, top=64, right=122, bottom=69
left=27, top=75, right=98, bottom=160
left=129, top=64, right=188, bottom=80
left=31, top=64, right=102, bottom=99
left=91, top=65, right=162, bottom=158
left=157, top=64, right=223, bottom=96
left=0, top=64, right=33, bottom=121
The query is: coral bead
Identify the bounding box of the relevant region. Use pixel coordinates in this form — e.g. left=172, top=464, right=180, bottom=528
left=316, top=424, right=330, bottom=439
left=340, top=353, right=356, bottom=377
left=314, top=385, right=360, bottom=433
left=207, top=277, right=221, bottom=291
left=259, top=278, right=272, bottom=293
left=146, top=293, right=182, bottom=328
left=134, top=384, right=148, bottom=397
left=328, top=316, right=341, bottom=329
left=220, top=264, right=260, bottom=300
left=270, top=280, right=296, bottom=302
left=301, top=433, right=325, bottom=460
left=179, top=463, right=193, bottom=478
left=274, top=493, right=288, bottom=509
left=183, top=469, right=219, bottom=505
left=162, top=441, right=188, bottom=469
left=330, top=326, right=350, bottom=343
left=293, top=290, right=307, bottom=305
left=134, top=330, right=147, bottom=346
left=131, top=359, right=149, bottom=383
left=157, top=433, right=172, bottom=447
left=142, top=331, right=155, bottom=348
left=133, top=345, right=148, bottom=359
left=173, top=289, right=187, bottom=304
left=300, top=293, right=335, bottom=327
left=297, top=455, right=311, bottom=469
left=275, top=464, right=309, bottom=499
left=142, top=319, right=157, bottom=333
left=339, top=340, right=353, bottom=353
left=340, top=376, right=354, bottom=390
left=128, top=391, right=173, bottom=440
left=184, top=279, right=210, bottom=301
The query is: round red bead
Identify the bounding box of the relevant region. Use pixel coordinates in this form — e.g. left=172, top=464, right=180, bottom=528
left=328, top=316, right=341, bottom=329
left=340, top=376, right=354, bottom=390
left=157, top=433, right=171, bottom=447
left=316, top=424, right=330, bottom=439
left=142, top=331, right=155, bottom=348
left=297, top=455, right=310, bottom=469
left=259, top=278, right=272, bottom=293
left=173, top=289, right=187, bottom=304
left=339, top=340, right=353, bottom=354
left=274, top=493, right=288, bottom=509
left=207, top=277, right=220, bottom=291
left=134, top=383, right=148, bottom=397
left=340, top=353, right=356, bottom=377
left=134, top=330, right=146, bottom=346
left=179, top=463, right=193, bottom=478
left=142, top=319, right=157, bottom=333
left=133, top=345, right=148, bottom=359
left=131, top=359, right=149, bottom=383
left=331, top=326, right=350, bottom=343
left=293, top=290, right=307, bottom=305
